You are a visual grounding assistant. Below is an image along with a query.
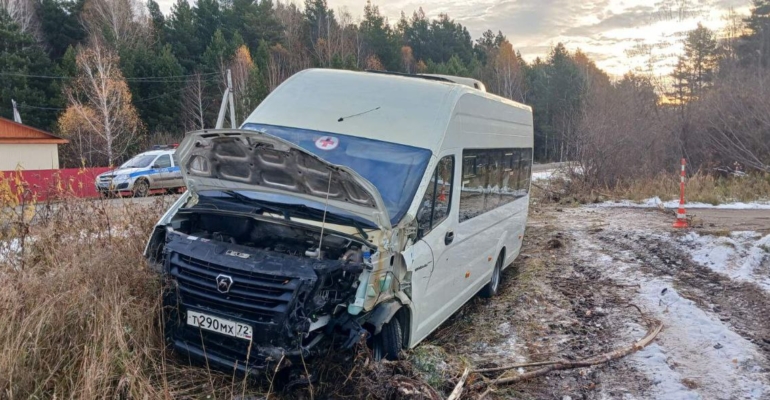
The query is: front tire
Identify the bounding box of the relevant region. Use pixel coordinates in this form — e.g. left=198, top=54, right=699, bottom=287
left=373, top=317, right=403, bottom=361
left=480, top=253, right=503, bottom=298
left=133, top=179, right=149, bottom=197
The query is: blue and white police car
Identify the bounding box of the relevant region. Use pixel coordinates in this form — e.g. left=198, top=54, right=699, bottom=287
left=95, top=145, right=184, bottom=197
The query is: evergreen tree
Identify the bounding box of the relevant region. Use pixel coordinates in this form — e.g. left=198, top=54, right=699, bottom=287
left=166, top=0, right=200, bottom=72
left=739, top=0, right=770, bottom=68
left=147, top=0, right=166, bottom=38
left=0, top=9, right=62, bottom=130
left=305, top=0, right=335, bottom=44
left=223, top=0, right=281, bottom=52
left=683, top=23, right=717, bottom=96
left=36, top=0, right=86, bottom=61
left=360, top=1, right=399, bottom=70
left=427, top=14, right=473, bottom=65
left=121, top=43, right=185, bottom=134
left=194, top=0, right=222, bottom=49
left=668, top=57, right=691, bottom=114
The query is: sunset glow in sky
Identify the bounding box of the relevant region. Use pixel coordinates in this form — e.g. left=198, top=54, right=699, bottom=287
left=160, top=0, right=754, bottom=77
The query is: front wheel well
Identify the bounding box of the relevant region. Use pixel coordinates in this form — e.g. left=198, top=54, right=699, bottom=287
left=363, top=302, right=411, bottom=349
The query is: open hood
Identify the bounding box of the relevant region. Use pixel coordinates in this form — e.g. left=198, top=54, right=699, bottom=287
left=176, top=129, right=392, bottom=230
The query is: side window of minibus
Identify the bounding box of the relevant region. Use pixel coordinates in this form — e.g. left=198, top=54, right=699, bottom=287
left=416, top=156, right=454, bottom=237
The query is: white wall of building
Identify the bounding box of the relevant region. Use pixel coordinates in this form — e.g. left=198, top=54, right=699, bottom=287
left=0, top=144, right=60, bottom=171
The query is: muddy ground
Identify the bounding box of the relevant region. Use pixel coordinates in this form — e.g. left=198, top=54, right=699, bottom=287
left=418, top=205, right=770, bottom=399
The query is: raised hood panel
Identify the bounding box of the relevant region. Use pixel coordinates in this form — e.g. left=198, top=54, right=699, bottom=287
left=176, top=129, right=391, bottom=230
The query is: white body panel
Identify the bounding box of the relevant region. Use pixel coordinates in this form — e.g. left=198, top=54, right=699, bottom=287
left=241, top=69, right=534, bottom=348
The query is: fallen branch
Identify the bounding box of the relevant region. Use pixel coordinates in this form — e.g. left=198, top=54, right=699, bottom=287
left=472, top=321, right=663, bottom=389
left=473, top=360, right=567, bottom=374
left=446, top=368, right=469, bottom=400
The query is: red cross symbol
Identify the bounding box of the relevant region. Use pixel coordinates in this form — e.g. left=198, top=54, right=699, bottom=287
left=315, top=136, right=339, bottom=150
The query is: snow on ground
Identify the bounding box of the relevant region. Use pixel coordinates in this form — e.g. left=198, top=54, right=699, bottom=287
left=470, top=321, right=529, bottom=365
left=572, top=227, right=768, bottom=399
left=532, top=169, right=557, bottom=181
left=0, top=238, right=21, bottom=264
left=631, top=280, right=767, bottom=399
left=679, top=231, right=770, bottom=292
left=595, top=196, right=770, bottom=210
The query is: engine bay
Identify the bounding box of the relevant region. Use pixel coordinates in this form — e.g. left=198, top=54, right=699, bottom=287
left=156, top=205, right=379, bottom=370
left=179, top=210, right=369, bottom=262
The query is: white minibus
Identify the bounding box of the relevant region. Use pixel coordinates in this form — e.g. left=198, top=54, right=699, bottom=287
left=145, top=69, right=533, bottom=372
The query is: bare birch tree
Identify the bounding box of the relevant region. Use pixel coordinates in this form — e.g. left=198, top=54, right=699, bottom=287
left=181, top=72, right=207, bottom=132
left=82, top=0, right=148, bottom=48
left=1, top=0, right=39, bottom=38
left=58, top=40, right=144, bottom=166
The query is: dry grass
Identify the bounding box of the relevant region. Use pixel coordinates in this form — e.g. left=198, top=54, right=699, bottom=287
left=534, top=171, right=770, bottom=206
left=0, top=194, right=266, bottom=399
left=0, top=181, right=438, bottom=399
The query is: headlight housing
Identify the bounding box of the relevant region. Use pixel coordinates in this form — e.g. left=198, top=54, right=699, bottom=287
left=112, top=174, right=130, bottom=183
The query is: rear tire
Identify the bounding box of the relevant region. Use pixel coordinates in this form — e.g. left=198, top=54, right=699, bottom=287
left=480, top=253, right=503, bottom=298
left=373, top=317, right=403, bottom=361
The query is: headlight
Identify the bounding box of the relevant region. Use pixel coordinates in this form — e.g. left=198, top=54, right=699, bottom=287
left=112, top=174, right=129, bottom=183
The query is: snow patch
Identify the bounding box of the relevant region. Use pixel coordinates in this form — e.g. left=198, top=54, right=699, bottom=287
left=630, top=343, right=699, bottom=400
left=571, top=229, right=768, bottom=399
left=532, top=170, right=556, bottom=181
left=679, top=231, right=770, bottom=292
left=0, top=238, right=22, bottom=265
left=594, top=196, right=770, bottom=210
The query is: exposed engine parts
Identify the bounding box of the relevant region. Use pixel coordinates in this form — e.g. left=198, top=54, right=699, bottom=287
left=158, top=206, right=380, bottom=371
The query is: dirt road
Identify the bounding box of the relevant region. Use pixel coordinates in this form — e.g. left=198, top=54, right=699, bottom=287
left=428, top=205, right=769, bottom=399
left=691, top=208, right=770, bottom=234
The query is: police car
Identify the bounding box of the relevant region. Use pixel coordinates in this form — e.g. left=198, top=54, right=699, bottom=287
left=95, top=145, right=184, bottom=197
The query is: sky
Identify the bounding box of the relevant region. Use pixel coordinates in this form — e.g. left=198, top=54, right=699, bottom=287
left=159, top=0, right=754, bottom=78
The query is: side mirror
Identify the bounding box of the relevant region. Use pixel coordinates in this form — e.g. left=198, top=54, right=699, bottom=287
left=416, top=227, right=424, bottom=240
left=152, top=164, right=160, bottom=169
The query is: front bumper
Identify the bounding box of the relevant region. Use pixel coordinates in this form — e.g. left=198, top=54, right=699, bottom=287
left=161, top=233, right=329, bottom=372
left=96, top=180, right=132, bottom=192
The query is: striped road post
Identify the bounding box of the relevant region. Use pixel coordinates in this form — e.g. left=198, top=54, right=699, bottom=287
left=672, top=158, right=688, bottom=228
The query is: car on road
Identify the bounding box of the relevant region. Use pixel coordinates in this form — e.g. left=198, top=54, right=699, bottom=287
left=95, top=145, right=184, bottom=197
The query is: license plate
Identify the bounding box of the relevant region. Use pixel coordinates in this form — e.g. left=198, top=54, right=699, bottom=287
left=186, top=310, right=253, bottom=341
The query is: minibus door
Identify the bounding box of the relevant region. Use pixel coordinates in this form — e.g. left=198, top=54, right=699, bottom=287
left=407, top=155, right=457, bottom=342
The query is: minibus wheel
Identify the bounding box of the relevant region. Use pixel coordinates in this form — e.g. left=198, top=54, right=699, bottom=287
left=480, top=253, right=503, bottom=298
left=373, top=317, right=403, bottom=361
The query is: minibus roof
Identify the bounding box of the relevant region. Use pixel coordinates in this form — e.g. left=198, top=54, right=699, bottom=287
left=243, top=69, right=529, bottom=152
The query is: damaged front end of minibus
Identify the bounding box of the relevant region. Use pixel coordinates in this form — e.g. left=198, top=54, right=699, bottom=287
left=145, top=129, right=417, bottom=373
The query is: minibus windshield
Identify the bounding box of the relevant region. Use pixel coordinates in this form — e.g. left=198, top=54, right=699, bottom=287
left=242, top=123, right=432, bottom=225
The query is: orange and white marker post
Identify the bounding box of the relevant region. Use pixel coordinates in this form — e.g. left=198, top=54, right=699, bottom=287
left=672, top=158, right=688, bottom=229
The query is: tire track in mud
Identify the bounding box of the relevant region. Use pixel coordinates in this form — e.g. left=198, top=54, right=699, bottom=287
left=596, top=231, right=770, bottom=358
left=544, top=207, right=769, bottom=398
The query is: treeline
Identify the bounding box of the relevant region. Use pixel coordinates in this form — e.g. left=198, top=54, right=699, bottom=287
left=579, top=2, right=770, bottom=186
left=1, top=0, right=769, bottom=181
left=0, top=0, right=607, bottom=166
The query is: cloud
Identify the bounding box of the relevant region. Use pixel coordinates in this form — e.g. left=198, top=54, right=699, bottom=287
left=563, top=6, right=656, bottom=37
left=154, top=0, right=748, bottom=76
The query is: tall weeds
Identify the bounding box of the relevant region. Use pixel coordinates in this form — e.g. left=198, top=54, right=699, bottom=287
left=0, top=190, right=267, bottom=398
left=0, top=185, right=430, bottom=399
left=535, top=170, right=770, bottom=205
